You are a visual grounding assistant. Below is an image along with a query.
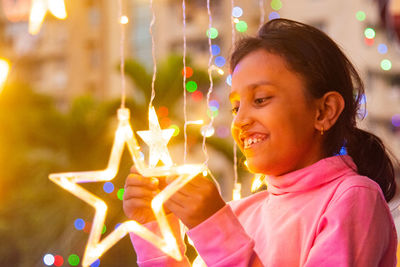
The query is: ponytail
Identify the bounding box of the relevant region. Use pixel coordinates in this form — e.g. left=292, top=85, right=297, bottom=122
left=346, top=128, right=397, bottom=202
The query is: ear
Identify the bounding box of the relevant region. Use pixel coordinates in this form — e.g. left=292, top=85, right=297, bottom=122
left=314, top=91, right=345, bottom=132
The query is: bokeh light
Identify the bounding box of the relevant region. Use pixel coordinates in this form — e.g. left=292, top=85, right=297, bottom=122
left=215, top=56, right=226, bottom=67
left=102, top=224, right=106, bottom=234
left=271, top=0, right=282, bottom=10
left=201, top=125, right=215, bottom=137
left=232, top=6, right=243, bottom=18
left=90, top=259, right=101, bottom=267
left=211, top=44, right=221, bottom=56
left=43, top=254, right=55, bottom=266
left=160, top=117, right=171, bottom=128
left=68, top=254, right=80, bottom=266
left=74, top=218, right=85, bottom=230
left=235, top=21, right=248, bottom=32
left=380, top=59, right=392, bottom=71
left=120, top=15, right=129, bottom=25
left=186, top=81, right=198, bottom=92
left=364, top=28, right=375, bottom=39
left=157, top=106, right=169, bottom=117
left=103, top=182, right=114, bottom=194
left=378, top=44, right=388, bottom=54
left=169, top=124, right=180, bottom=136
left=206, top=28, right=218, bottom=39
left=216, top=126, right=230, bottom=138
left=268, top=12, right=280, bottom=20
left=207, top=107, right=219, bottom=118
left=54, top=255, right=64, bottom=267
left=0, top=58, right=10, bottom=92
left=191, top=91, right=203, bottom=102
left=209, top=100, right=220, bottom=109
left=392, top=114, right=400, bottom=127
left=117, top=188, right=124, bottom=201
left=226, top=74, right=232, bottom=86
left=356, top=11, right=366, bottom=21
left=115, top=223, right=122, bottom=229
left=364, top=37, right=374, bottom=46
left=181, top=66, right=193, bottom=78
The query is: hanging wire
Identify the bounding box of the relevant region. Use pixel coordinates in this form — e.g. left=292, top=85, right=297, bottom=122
left=118, top=0, right=126, bottom=108
left=259, top=0, right=265, bottom=28
left=231, top=0, right=239, bottom=193
left=182, top=0, right=188, bottom=163
left=231, top=0, right=236, bottom=48
left=148, top=0, right=157, bottom=109
left=201, top=0, right=215, bottom=166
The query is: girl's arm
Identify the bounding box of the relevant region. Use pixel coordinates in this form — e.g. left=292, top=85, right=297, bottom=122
left=304, top=185, right=397, bottom=267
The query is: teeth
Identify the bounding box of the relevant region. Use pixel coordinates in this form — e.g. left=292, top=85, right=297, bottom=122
left=244, top=136, right=266, bottom=148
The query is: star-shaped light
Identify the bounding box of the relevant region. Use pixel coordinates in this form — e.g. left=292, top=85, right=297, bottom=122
left=137, top=106, right=174, bottom=168
left=49, top=107, right=205, bottom=267
left=29, top=0, right=67, bottom=35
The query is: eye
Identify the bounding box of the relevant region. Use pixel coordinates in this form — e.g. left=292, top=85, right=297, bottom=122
left=254, top=97, right=271, bottom=105
left=231, top=106, right=239, bottom=115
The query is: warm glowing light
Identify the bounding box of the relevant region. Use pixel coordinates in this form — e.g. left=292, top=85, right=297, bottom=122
left=187, top=120, right=204, bottom=125
left=49, top=107, right=206, bottom=266
left=201, top=125, right=215, bottom=137
left=232, top=183, right=241, bottom=200
left=120, top=15, right=129, bottom=24
left=251, top=174, right=266, bottom=193
left=29, top=0, right=67, bottom=35
left=137, top=106, right=174, bottom=168
left=233, top=18, right=240, bottom=23
left=0, top=58, right=10, bottom=93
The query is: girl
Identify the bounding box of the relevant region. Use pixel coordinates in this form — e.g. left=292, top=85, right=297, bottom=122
left=123, top=18, right=398, bottom=266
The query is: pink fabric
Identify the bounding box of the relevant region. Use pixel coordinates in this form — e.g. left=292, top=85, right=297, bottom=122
left=130, top=155, right=397, bottom=266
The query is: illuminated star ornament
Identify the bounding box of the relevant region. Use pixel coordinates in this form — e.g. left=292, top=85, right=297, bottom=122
left=137, top=106, right=175, bottom=168
left=49, top=107, right=206, bottom=267
left=29, top=0, right=67, bottom=35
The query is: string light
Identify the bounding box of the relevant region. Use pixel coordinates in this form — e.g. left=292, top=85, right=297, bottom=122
left=0, top=58, right=10, bottom=93
left=49, top=107, right=207, bottom=266
left=232, top=183, right=242, bottom=200
left=43, top=254, right=55, bottom=266
left=29, top=0, right=67, bottom=35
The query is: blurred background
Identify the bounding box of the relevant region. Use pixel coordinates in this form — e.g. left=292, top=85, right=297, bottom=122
left=0, top=0, right=400, bottom=266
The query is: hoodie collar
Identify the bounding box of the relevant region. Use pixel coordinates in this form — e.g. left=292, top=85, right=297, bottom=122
left=266, top=155, right=357, bottom=195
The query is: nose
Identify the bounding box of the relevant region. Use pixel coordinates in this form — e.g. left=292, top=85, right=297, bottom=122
left=232, top=106, right=252, bottom=130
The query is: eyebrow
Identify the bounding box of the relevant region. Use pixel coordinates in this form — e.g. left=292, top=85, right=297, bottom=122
left=229, top=81, right=276, bottom=101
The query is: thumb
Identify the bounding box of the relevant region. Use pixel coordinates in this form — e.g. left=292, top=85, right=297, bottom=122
left=166, top=175, right=178, bottom=185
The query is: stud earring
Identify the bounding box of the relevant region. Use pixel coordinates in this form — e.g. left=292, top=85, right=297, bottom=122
left=320, top=127, right=324, bottom=136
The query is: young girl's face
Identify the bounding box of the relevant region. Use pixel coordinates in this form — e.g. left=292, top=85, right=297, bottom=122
left=230, top=49, right=324, bottom=176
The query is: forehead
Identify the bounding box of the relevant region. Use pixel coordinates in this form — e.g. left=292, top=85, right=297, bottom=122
left=229, top=49, right=307, bottom=100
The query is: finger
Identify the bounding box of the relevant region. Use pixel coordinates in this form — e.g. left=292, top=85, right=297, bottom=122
left=124, top=198, right=153, bottom=210
left=123, top=186, right=157, bottom=201
left=164, top=196, right=186, bottom=211
left=125, top=175, right=159, bottom=189
left=130, top=165, right=139, bottom=174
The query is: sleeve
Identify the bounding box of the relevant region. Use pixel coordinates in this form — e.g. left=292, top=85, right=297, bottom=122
left=129, top=213, right=191, bottom=267
left=304, top=186, right=398, bottom=267
left=187, top=205, right=264, bottom=267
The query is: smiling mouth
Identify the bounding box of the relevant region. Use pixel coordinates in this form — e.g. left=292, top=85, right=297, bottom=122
left=243, top=134, right=268, bottom=149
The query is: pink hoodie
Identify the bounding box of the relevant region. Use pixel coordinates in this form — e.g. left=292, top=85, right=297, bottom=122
left=130, top=155, right=397, bottom=266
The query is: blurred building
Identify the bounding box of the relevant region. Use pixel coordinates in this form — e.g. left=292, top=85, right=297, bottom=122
left=0, top=0, right=125, bottom=104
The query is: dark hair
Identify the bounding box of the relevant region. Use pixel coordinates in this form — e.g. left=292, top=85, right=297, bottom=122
left=230, top=18, right=397, bottom=202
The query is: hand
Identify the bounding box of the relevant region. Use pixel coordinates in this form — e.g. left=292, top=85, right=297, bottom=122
left=123, top=166, right=163, bottom=224
left=164, top=174, right=226, bottom=229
